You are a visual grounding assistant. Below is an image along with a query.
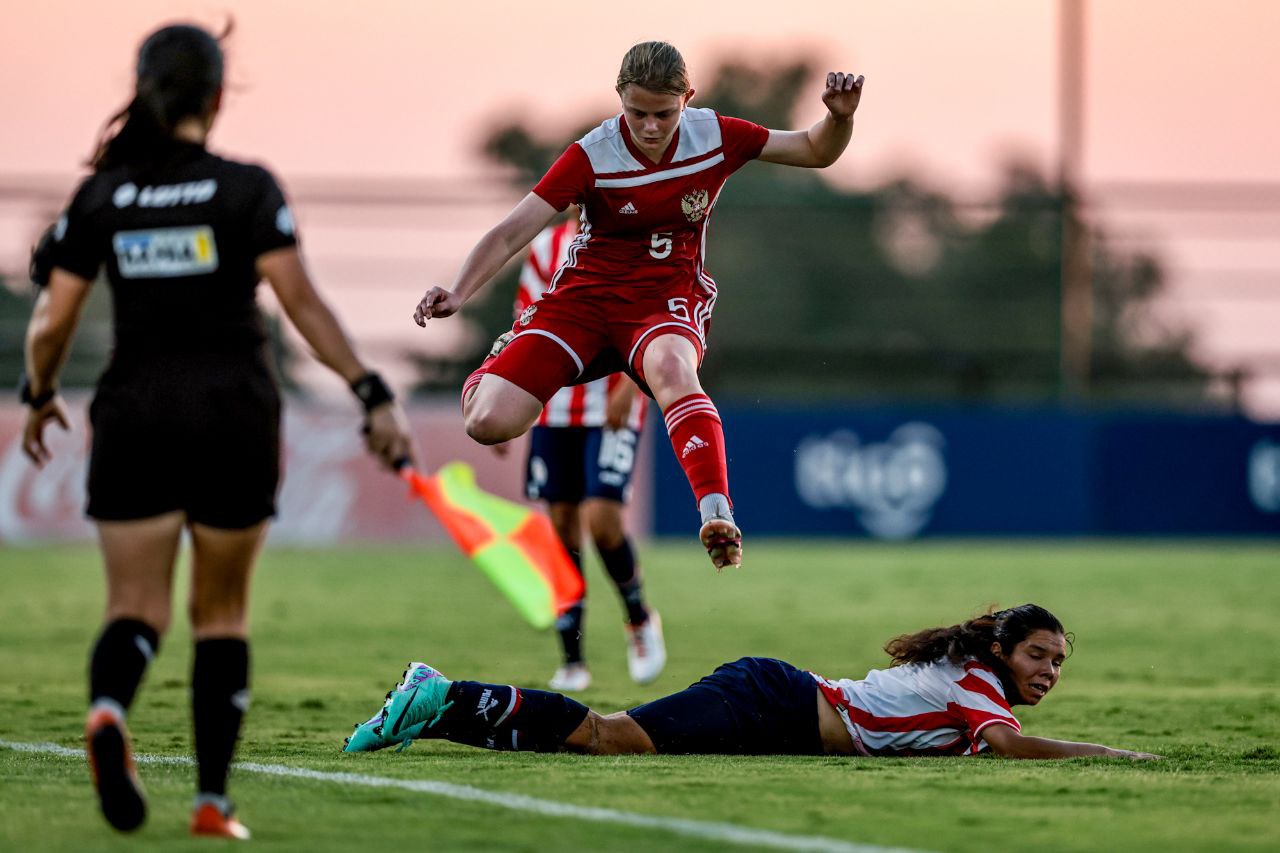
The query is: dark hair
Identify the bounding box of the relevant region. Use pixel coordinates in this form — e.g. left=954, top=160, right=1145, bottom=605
left=883, top=604, right=1071, bottom=669
left=89, top=23, right=227, bottom=172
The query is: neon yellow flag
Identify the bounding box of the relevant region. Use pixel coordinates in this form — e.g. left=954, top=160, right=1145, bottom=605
left=402, top=462, right=583, bottom=629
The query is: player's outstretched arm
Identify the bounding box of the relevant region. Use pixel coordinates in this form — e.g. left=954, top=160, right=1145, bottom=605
left=982, top=722, right=1161, bottom=760
left=413, top=193, right=558, bottom=326
left=758, top=71, right=865, bottom=168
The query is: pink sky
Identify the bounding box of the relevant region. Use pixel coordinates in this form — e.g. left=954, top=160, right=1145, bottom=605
left=2, top=0, right=1278, bottom=412
left=4, top=1, right=1277, bottom=188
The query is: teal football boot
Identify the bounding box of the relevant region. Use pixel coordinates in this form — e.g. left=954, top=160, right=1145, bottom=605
left=382, top=662, right=454, bottom=740
left=342, top=662, right=449, bottom=753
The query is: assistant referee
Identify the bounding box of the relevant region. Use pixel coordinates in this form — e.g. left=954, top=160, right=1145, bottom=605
left=20, top=23, right=414, bottom=840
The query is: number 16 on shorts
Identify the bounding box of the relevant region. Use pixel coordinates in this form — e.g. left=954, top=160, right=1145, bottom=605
left=597, top=428, right=637, bottom=492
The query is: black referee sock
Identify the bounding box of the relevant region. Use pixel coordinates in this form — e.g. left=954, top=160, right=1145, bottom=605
left=191, top=639, right=249, bottom=797
left=598, top=538, right=648, bottom=626
left=89, top=618, right=160, bottom=712
left=436, top=681, right=589, bottom=753
left=556, top=549, right=586, bottom=664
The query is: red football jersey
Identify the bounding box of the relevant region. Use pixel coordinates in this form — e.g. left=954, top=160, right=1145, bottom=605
left=531, top=108, right=769, bottom=296
left=516, top=220, right=646, bottom=430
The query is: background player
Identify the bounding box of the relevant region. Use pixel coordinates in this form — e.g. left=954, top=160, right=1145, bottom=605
left=412, top=41, right=865, bottom=571
left=21, top=23, right=414, bottom=839
left=345, top=604, right=1161, bottom=760
left=504, top=217, right=664, bottom=692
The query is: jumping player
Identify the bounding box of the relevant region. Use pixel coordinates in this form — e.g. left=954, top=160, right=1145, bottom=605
left=508, top=217, right=663, bottom=692
left=343, top=604, right=1160, bottom=760
left=21, top=24, right=414, bottom=839
left=412, top=42, right=865, bottom=570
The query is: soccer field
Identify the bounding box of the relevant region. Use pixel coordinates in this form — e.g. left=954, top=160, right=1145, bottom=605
left=2, top=540, right=1278, bottom=852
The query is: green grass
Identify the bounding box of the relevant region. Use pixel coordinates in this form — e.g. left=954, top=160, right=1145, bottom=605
left=2, top=540, right=1278, bottom=851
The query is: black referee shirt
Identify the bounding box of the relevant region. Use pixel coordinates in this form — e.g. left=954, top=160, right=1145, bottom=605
left=44, top=142, right=298, bottom=359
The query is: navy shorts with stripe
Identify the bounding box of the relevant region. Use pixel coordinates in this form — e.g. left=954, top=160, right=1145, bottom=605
left=525, top=424, right=638, bottom=505
left=626, top=657, right=822, bottom=755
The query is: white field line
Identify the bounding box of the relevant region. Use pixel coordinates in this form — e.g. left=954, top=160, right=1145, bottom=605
left=1, top=739, right=928, bottom=853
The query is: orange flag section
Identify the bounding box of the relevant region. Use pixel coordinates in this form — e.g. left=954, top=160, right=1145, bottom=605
left=402, top=462, right=584, bottom=630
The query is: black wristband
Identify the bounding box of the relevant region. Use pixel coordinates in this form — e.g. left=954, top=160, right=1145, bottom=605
left=19, top=377, right=56, bottom=409
left=350, top=371, right=394, bottom=413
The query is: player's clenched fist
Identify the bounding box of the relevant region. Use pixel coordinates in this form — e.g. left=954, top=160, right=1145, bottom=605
left=821, top=72, right=865, bottom=120
left=413, top=286, right=463, bottom=326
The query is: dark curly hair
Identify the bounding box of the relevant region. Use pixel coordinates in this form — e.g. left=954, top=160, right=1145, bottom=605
left=883, top=604, right=1071, bottom=670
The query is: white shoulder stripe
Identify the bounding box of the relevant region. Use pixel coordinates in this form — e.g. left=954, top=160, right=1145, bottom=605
left=595, top=154, right=725, bottom=189
left=673, top=108, right=723, bottom=162
left=577, top=117, right=645, bottom=175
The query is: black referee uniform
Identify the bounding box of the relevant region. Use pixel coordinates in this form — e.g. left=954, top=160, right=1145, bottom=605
left=42, top=141, right=298, bottom=528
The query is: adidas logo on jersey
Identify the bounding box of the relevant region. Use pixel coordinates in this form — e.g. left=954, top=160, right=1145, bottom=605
left=682, top=436, right=709, bottom=458
left=618, top=201, right=638, bottom=214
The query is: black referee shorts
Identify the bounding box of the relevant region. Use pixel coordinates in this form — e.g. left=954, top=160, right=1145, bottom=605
left=626, top=657, right=823, bottom=755
left=86, top=363, right=281, bottom=529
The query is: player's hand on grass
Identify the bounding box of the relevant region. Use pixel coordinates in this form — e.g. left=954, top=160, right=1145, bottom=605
left=21, top=395, right=70, bottom=468
left=822, top=72, right=865, bottom=120
left=363, top=401, right=416, bottom=472
left=1110, top=749, right=1163, bottom=760
left=413, top=287, right=463, bottom=325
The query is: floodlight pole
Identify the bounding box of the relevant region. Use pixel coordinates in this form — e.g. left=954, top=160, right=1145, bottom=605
left=1059, top=0, right=1092, bottom=401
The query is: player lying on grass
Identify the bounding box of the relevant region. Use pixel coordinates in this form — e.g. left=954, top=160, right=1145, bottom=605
left=343, top=604, right=1159, bottom=759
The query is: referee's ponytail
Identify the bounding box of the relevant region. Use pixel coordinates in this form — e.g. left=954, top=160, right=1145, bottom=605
left=883, top=604, right=1071, bottom=669
left=90, top=23, right=228, bottom=172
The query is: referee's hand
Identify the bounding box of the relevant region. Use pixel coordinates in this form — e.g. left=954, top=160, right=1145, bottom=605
left=21, top=396, right=70, bottom=469
left=364, top=402, right=416, bottom=472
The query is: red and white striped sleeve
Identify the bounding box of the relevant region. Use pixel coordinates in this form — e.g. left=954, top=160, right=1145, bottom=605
left=948, top=662, right=1021, bottom=744
left=515, top=225, right=561, bottom=317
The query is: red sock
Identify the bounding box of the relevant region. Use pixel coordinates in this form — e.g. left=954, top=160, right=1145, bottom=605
left=663, top=393, right=729, bottom=504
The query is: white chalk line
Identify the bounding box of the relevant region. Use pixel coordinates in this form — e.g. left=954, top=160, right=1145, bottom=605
left=0, top=738, right=927, bottom=853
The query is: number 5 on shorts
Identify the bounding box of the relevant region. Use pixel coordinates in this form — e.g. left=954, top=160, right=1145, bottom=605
left=668, top=297, right=690, bottom=322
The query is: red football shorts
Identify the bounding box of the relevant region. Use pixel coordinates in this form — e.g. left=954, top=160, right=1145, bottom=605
left=476, top=280, right=716, bottom=405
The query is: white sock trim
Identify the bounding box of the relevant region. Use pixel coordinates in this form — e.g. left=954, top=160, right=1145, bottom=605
left=89, top=698, right=126, bottom=722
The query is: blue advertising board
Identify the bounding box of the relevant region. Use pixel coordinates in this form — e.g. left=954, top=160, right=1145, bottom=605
left=650, top=407, right=1280, bottom=538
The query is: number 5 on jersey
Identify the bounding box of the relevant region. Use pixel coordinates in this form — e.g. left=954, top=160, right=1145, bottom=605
left=649, top=232, right=673, bottom=260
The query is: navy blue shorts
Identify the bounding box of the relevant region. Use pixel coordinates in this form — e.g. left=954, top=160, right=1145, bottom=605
left=626, top=658, right=822, bottom=755
left=525, top=425, right=638, bottom=505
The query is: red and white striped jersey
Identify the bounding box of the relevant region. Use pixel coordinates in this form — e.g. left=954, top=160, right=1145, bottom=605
left=531, top=108, right=769, bottom=296
left=516, top=220, right=646, bottom=430
left=812, top=659, right=1021, bottom=756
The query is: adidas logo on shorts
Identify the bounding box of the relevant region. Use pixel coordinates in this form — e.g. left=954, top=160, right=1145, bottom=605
left=618, top=201, right=638, bottom=214
left=682, top=435, right=709, bottom=458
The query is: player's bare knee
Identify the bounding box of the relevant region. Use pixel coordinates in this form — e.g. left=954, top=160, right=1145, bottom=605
left=464, top=408, right=517, bottom=445
left=107, top=590, right=172, bottom=636
left=584, top=506, right=625, bottom=550
left=108, top=604, right=171, bottom=637
left=591, top=528, right=625, bottom=553
left=188, top=594, right=248, bottom=636
left=644, top=349, right=700, bottom=400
